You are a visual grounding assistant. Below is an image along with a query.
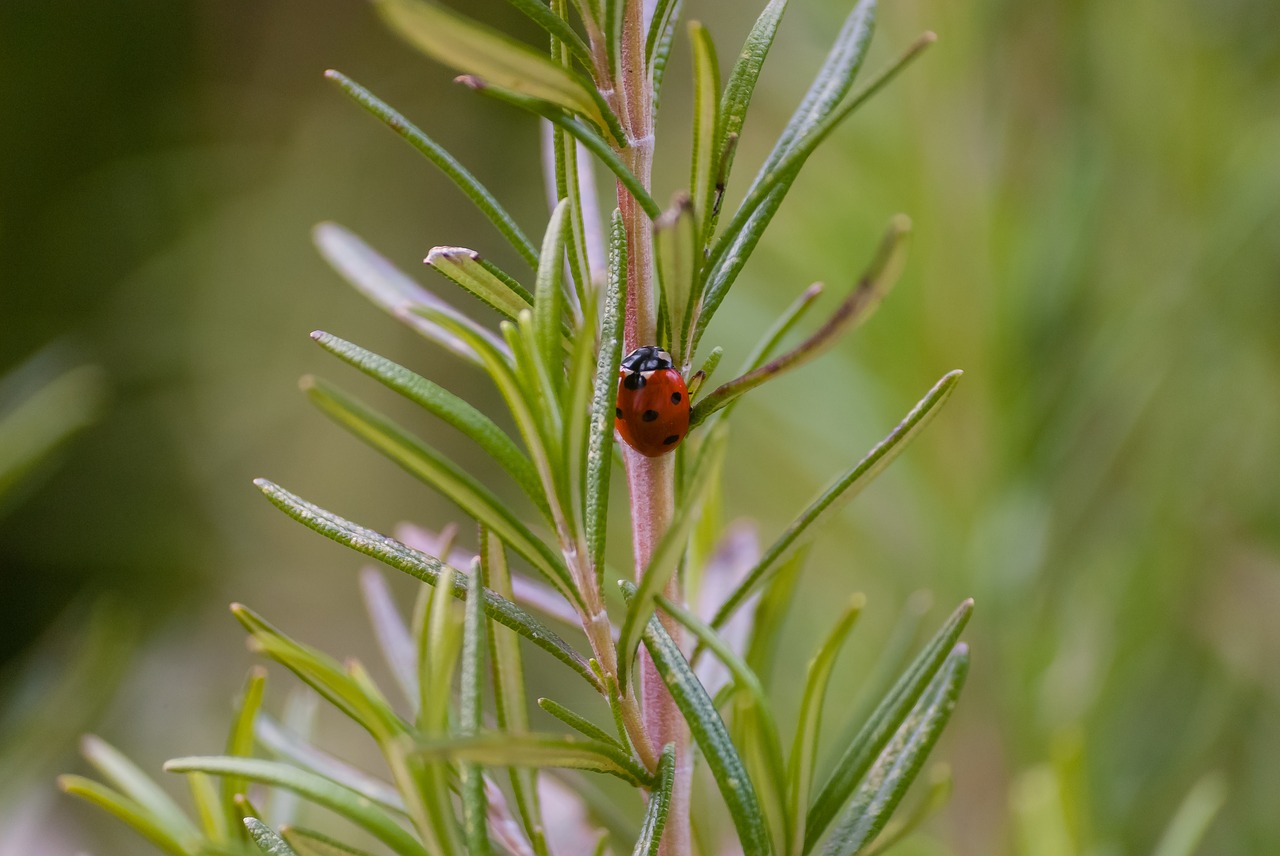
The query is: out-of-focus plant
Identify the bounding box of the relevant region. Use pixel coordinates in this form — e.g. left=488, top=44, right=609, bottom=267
left=0, top=347, right=104, bottom=516
left=61, top=1, right=971, bottom=853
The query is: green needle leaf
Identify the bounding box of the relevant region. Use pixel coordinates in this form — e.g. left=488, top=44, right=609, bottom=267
left=480, top=528, right=547, bottom=849
left=232, top=605, right=403, bottom=742
left=505, top=0, right=594, bottom=68
left=165, top=757, right=431, bottom=856
left=688, top=21, right=720, bottom=240
left=622, top=581, right=772, bottom=856
left=310, top=331, right=547, bottom=516
left=708, top=0, right=788, bottom=243
left=586, top=210, right=628, bottom=586
left=245, top=818, right=299, bottom=856
left=78, top=735, right=201, bottom=848
left=302, top=375, right=574, bottom=601
left=254, top=479, right=600, bottom=690
left=375, top=0, right=623, bottom=144
left=538, top=697, right=623, bottom=747
left=692, top=215, right=911, bottom=428
left=710, top=370, right=962, bottom=631
left=325, top=71, right=539, bottom=269
left=415, top=733, right=655, bottom=788
left=312, top=222, right=509, bottom=365
left=535, top=200, right=572, bottom=400
left=654, top=193, right=698, bottom=367
left=461, top=562, right=494, bottom=856
left=788, top=597, right=866, bottom=855
left=656, top=594, right=789, bottom=852
left=818, top=647, right=968, bottom=856
left=57, top=775, right=192, bottom=856
left=456, top=77, right=662, bottom=220
left=633, top=744, right=677, bottom=856
left=618, top=422, right=729, bottom=692
left=647, top=0, right=685, bottom=107
left=425, top=246, right=535, bottom=321
left=804, top=600, right=973, bottom=852
left=224, top=667, right=268, bottom=838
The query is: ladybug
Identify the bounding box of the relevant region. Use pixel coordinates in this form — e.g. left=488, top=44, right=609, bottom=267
left=615, top=346, right=691, bottom=457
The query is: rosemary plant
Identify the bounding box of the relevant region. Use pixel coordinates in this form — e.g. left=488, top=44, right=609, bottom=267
left=62, top=1, right=971, bottom=854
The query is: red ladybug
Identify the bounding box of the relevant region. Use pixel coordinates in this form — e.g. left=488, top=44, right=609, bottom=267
left=615, top=346, right=691, bottom=457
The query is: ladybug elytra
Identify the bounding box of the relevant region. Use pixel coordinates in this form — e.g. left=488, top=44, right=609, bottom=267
left=614, top=346, right=691, bottom=457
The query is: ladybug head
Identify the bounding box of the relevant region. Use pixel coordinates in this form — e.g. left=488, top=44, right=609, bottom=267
left=621, top=345, right=674, bottom=373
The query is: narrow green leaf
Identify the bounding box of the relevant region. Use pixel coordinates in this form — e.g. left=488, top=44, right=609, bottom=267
left=535, top=201, right=572, bottom=399
left=407, top=563, right=468, bottom=856
left=233, top=605, right=403, bottom=742
left=647, top=0, right=685, bottom=107
left=563, top=283, right=599, bottom=541
left=246, top=817, right=299, bottom=856
left=506, top=0, right=594, bottom=68
left=709, top=0, right=789, bottom=243
left=804, top=601, right=973, bottom=852
left=481, top=528, right=546, bottom=847
left=622, top=581, right=772, bottom=856
left=425, top=246, right=534, bottom=320
left=312, top=222, right=508, bottom=365
left=224, top=667, right=268, bottom=838
left=457, top=77, right=662, bottom=220
left=711, top=370, right=962, bottom=630
left=818, top=647, right=968, bottom=856
left=696, top=27, right=936, bottom=351
left=255, top=712, right=407, bottom=815
left=618, top=422, right=729, bottom=692
left=509, top=317, right=570, bottom=518
left=857, top=763, right=951, bottom=856
left=586, top=210, right=627, bottom=586
left=415, top=733, right=654, bottom=788
left=79, top=735, right=200, bottom=848
left=656, top=594, right=789, bottom=852
left=538, top=697, right=622, bottom=747
left=302, top=376, right=574, bottom=599
left=165, top=756, right=431, bottom=856
left=604, top=0, right=623, bottom=78
left=187, top=772, right=228, bottom=843
left=461, top=561, right=493, bottom=856
left=324, top=71, right=538, bottom=268
left=375, top=0, right=623, bottom=143
left=552, top=125, right=593, bottom=313
left=58, top=775, right=191, bottom=856
left=654, top=193, right=698, bottom=366
left=254, top=480, right=599, bottom=689
left=282, top=826, right=379, bottom=856
left=633, top=744, right=677, bottom=856
left=692, top=215, right=911, bottom=428
left=689, top=21, right=720, bottom=240
left=789, top=597, right=866, bottom=856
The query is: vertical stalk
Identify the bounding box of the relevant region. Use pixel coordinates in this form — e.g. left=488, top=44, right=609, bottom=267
left=611, top=2, right=692, bottom=853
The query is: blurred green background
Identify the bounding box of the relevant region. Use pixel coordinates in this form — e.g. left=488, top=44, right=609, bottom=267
left=2, top=0, right=1278, bottom=853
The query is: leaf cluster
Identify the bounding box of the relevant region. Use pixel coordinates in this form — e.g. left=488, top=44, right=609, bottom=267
left=62, top=1, right=970, bottom=854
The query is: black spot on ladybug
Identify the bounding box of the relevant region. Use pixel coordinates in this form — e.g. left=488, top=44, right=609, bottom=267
left=642, top=410, right=659, bottom=422
left=671, top=392, right=682, bottom=404
left=663, top=434, right=680, bottom=445
left=623, top=373, right=645, bottom=390
left=615, top=407, right=622, bottom=418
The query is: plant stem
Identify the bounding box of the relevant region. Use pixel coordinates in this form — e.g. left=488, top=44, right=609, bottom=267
left=611, top=2, right=691, bottom=853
